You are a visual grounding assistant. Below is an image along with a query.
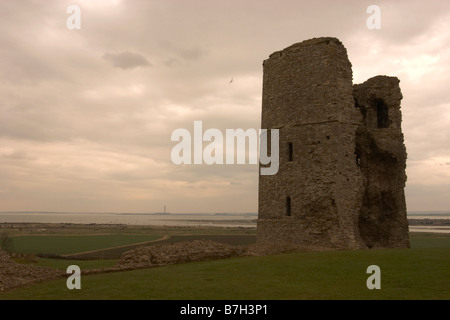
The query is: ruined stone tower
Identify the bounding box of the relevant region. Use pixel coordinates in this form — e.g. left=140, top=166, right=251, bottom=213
left=257, top=37, right=409, bottom=250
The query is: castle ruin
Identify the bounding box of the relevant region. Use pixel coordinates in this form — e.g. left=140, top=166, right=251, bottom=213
left=257, top=37, right=410, bottom=250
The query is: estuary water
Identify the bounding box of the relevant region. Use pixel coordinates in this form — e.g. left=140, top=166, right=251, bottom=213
left=0, top=212, right=257, bottom=228
left=0, top=212, right=449, bottom=232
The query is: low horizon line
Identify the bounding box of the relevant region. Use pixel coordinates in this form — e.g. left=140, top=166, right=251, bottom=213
left=0, top=211, right=259, bottom=215
left=0, top=210, right=449, bottom=215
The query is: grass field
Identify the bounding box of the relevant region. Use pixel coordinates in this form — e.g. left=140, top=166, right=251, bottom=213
left=409, top=234, right=450, bottom=248
left=7, top=232, right=255, bottom=259
left=2, top=247, right=449, bottom=300
left=1, top=229, right=449, bottom=300
left=11, top=234, right=163, bottom=255
left=35, top=258, right=118, bottom=270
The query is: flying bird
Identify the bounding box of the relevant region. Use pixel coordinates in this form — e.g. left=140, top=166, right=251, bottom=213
left=229, top=77, right=234, bottom=85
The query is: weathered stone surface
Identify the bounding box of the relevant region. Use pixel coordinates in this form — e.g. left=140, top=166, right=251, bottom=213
left=257, top=37, right=410, bottom=250
left=117, top=240, right=244, bottom=268
left=0, top=249, right=63, bottom=292
left=353, top=76, right=409, bottom=248
left=0, top=248, right=9, bottom=263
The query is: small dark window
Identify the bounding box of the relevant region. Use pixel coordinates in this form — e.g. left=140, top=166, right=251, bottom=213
left=375, top=99, right=389, bottom=128
left=355, top=151, right=361, bottom=168
left=288, top=142, right=293, bottom=162
left=286, top=196, right=292, bottom=216
left=261, top=129, right=272, bottom=157
left=267, top=129, right=272, bottom=157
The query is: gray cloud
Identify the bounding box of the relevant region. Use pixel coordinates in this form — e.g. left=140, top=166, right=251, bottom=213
left=102, top=51, right=151, bottom=69
left=0, top=150, right=36, bottom=161
left=0, top=0, right=449, bottom=213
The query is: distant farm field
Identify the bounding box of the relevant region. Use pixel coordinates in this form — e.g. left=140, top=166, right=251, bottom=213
left=409, top=234, right=450, bottom=248
left=11, top=234, right=162, bottom=255
left=7, top=227, right=256, bottom=259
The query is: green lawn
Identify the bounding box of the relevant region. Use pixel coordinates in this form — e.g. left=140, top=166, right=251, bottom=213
left=11, top=234, right=162, bottom=255
left=2, top=232, right=449, bottom=300
left=410, top=234, right=450, bottom=248
left=2, top=247, right=449, bottom=300
left=36, top=258, right=117, bottom=270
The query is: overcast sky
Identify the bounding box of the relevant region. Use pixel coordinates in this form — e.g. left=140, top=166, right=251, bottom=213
left=0, top=0, right=449, bottom=213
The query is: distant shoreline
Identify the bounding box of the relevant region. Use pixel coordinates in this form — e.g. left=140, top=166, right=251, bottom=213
left=0, top=211, right=450, bottom=218
left=0, top=211, right=259, bottom=216
left=408, top=219, right=450, bottom=226
left=0, top=212, right=449, bottom=231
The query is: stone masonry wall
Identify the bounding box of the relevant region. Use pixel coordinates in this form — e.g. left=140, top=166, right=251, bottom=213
left=354, top=76, right=410, bottom=248
left=257, top=37, right=409, bottom=250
